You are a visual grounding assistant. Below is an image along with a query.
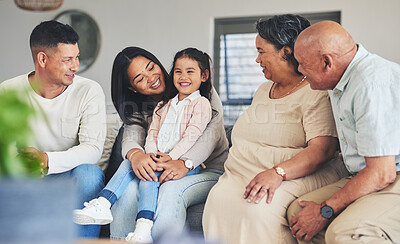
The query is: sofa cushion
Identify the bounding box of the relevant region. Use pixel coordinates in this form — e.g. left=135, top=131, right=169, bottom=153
left=97, top=114, right=122, bottom=171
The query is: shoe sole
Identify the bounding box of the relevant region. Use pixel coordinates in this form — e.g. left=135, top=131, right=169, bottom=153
left=73, top=214, right=113, bottom=225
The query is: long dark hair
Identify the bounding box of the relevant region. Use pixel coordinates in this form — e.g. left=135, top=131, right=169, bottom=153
left=111, top=47, right=169, bottom=124
left=256, top=14, right=310, bottom=75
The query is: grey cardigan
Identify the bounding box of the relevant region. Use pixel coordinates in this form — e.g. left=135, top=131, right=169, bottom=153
left=121, top=88, right=229, bottom=171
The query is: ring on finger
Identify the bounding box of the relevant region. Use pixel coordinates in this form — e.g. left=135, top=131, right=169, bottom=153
left=262, top=186, right=268, bottom=190
left=170, top=171, right=176, bottom=176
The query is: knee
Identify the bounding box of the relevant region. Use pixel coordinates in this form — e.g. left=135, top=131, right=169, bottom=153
left=119, top=159, right=132, bottom=170
left=325, top=219, right=357, bottom=244
left=72, top=164, right=104, bottom=189
left=325, top=221, right=340, bottom=243
left=159, top=181, right=181, bottom=196
left=287, top=198, right=302, bottom=223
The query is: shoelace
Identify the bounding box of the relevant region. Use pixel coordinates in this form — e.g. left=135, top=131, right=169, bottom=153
left=83, top=199, right=103, bottom=212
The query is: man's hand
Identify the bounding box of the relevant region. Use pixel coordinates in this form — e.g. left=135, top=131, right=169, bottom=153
left=289, top=200, right=329, bottom=242
left=18, top=147, right=48, bottom=175
left=19, top=147, right=48, bottom=167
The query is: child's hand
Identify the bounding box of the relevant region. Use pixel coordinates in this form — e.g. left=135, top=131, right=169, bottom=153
left=151, top=152, right=172, bottom=163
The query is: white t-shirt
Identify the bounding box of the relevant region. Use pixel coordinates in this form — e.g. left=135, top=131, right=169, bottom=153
left=0, top=72, right=106, bottom=174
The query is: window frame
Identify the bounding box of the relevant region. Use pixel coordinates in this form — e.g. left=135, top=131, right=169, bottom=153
left=213, top=11, right=341, bottom=95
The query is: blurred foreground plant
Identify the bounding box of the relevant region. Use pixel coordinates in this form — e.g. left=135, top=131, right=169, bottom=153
left=0, top=89, right=41, bottom=178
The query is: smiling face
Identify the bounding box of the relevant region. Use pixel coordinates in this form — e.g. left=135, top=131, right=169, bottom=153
left=127, top=56, right=166, bottom=96
left=255, top=35, right=293, bottom=82
left=294, top=41, right=333, bottom=90
left=43, top=43, right=80, bottom=86
left=173, top=57, right=207, bottom=101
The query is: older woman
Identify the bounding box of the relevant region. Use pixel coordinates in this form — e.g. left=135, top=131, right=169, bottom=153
left=202, top=14, right=348, bottom=244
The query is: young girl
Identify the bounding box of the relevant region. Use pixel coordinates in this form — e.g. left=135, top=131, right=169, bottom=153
left=73, top=47, right=214, bottom=243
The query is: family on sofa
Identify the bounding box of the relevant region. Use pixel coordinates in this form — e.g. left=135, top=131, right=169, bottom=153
left=1, top=13, right=399, bottom=244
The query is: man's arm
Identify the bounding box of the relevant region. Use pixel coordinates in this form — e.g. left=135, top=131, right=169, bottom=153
left=46, top=83, right=106, bottom=174
left=324, top=156, right=396, bottom=213
left=290, top=156, right=397, bottom=241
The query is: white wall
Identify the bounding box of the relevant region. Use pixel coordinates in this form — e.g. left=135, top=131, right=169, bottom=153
left=1, top=0, right=399, bottom=111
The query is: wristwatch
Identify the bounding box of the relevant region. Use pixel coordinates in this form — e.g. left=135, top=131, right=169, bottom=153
left=320, top=201, right=334, bottom=220
left=184, top=159, right=194, bottom=170
left=273, top=166, right=286, bottom=180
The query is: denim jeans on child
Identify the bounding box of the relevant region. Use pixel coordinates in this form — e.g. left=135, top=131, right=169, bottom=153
left=98, top=159, right=200, bottom=220
left=136, top=166, right=200, bottom=221
left=110, top=167, right=223, bottom=240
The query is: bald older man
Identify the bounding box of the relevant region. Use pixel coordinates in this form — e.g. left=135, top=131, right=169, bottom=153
left=287, top=21, right=400, bottom=244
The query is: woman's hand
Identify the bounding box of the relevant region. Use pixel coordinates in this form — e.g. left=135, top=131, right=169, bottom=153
left=127, top=149, right=158, bottom=182
left=156, top=160, right=189, bottom=184
left=243, top=169, right=283, bottom=204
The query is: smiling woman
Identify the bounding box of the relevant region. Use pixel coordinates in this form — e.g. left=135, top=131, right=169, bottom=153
left=202, top=14, right=348, bottom=244
left=126, top=56, right=166, bottom=97
left=54, top=10, right=100, bottom=74
left=72, top=46, right=229, bottom=241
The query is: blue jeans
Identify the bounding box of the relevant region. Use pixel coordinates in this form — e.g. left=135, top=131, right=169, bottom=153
left=45, top=164, right=104, bottom=238
left=109, top=164, right=223, bottom=240
left=137, top=166, right=200, bottom=221
left=98, top=159, right=200, bottom=221
left=98, top=159, right=135, bottom=206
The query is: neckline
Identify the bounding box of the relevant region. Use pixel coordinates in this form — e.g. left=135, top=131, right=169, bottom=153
left=25, top=72, right=71, bottom=101
left=268, top=81, right=308, bottom=100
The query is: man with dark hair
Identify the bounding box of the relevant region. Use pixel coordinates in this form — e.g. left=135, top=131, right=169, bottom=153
left=0, top=20, right=106, bottom=238
left=288, top=20, right=400, bottom=243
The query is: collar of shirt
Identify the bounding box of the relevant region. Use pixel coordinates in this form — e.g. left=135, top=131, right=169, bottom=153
left=333, top=44, right=369, bottom=93
left=170, top=90, right=201, bottom=108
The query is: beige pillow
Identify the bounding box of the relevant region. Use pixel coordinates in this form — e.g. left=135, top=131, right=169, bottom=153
left=97, top=113, right=122, bottom=171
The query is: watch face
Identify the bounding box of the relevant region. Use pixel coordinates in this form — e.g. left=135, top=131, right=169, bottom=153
left=276, top=167, right=284, bottom=174
left=185, top=160, right=193, bottom=169
left=320, top=205, right=334, bottom=219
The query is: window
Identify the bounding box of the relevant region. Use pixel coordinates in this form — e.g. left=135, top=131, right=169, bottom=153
left=214, top=11, right=341, bottom=125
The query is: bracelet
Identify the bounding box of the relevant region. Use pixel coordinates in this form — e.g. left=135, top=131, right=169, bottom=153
left=126, top=149, right=143, bottom=160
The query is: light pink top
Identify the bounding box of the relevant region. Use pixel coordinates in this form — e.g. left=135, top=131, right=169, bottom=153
left=144, top=94, right=212, bottom=161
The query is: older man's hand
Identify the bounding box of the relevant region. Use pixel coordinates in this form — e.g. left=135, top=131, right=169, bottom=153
left=289, top=200, right=330, bottom=241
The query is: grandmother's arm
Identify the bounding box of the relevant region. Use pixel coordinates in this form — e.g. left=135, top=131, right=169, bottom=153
left=283, top=89, right=340, bottom=178
left=279, top=136, right=339, bottom=180
left=244, top=91, right=338, bottom=204
left=244, top=136, right=338, bottom=204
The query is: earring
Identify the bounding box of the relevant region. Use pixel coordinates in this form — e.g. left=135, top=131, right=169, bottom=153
left=133, top=89, right=137, bottom=93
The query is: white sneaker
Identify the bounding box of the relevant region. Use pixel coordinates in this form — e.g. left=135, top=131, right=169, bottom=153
left=125, top=232, right=153, bottom=243
left=73, top=198, right=113, bottom=225
left=125, top=218, right=153, bottom=243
